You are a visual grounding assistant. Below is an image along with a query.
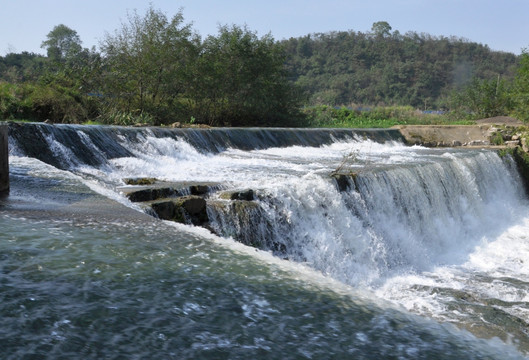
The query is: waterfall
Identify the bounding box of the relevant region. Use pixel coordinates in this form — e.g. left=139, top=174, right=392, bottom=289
left=7, top=122, right=529, bottom=355
left=8, top=122, right=527, bottom=289
left=208, top=150, right=524, bottom=287
left=7, top=123, right=403, bottom=169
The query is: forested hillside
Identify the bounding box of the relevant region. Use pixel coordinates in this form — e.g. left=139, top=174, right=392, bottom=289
left=282, top=22, right=519, bottom=109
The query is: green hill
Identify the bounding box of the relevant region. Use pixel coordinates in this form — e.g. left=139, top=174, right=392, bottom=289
left=282, top=23, right=519, bottom=109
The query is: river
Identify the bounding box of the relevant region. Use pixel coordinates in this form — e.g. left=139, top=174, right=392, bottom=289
left=2, top=123, right=528, bottom=359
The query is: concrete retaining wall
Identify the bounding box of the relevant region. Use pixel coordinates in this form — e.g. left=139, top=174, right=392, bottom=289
left=394, top=125, right=492, bottom=147
left=0, top=124, right=8, bottom=194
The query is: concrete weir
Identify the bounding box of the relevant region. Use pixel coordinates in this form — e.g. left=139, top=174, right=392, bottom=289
left=0, top=124, right=8, bottom=194
left=394, top=125, right=492, bottom=147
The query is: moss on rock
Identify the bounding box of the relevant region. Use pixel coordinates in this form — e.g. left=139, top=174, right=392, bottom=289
left=123, top=177, right=158, bottom=185
left=150, top=195, right=208, bottom=225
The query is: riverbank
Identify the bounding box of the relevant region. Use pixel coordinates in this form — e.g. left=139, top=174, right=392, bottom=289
left=394, top=124, right=493, bottom=147
left=395, top=122, right=529, bottom=195
left=394, top=116, right=526, bottom=148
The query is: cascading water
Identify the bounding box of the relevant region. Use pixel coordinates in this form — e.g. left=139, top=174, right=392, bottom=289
left=4, top=122, right=529, bottom=358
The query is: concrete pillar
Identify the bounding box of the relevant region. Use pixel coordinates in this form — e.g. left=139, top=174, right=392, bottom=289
left=0, top=124, right=8, bottom=194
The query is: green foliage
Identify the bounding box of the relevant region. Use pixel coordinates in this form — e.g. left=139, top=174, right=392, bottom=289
left=282, top=28, right=518, bottom=109
left=451, top=76, right=513, bottom=119
left=189, top=25, right=304, bottom=126
left=512, top=50, right=529, bottom=122
left=371, top=21, right=392, bottom=38
left=0, top=82, right=18, bottom=119
left=41, top=24, right=83, bottom=63
left=99, top=6, right=199, bottom=124
left=1, top=9, right=525, bottom=127
left=490, top=132, right=505, bottom=145
left=98, top=110, right=154, bottom=126
left=0, top=52, right=46, bottom=83
left=29, top=83, right=92, bottom=123
left=83, top=120, right=104, bottom=126
left=0, top=79, right=93, bottom=122
left=303, top=105, right=473, bottom=128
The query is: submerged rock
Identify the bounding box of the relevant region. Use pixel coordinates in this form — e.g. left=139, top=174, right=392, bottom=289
left=189, top=184, right=211, bottom=195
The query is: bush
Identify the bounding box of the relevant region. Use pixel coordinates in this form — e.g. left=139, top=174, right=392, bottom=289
left=0, top=82, right=17, bottom=119
left=28, top=85, right=88, bottom=123
left=490, top=132, right=504, bottom=145
left=0, top=82, right=35, bottom=120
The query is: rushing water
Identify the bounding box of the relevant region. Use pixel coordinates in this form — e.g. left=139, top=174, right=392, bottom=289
left=2, top=123, right=529, bottom=358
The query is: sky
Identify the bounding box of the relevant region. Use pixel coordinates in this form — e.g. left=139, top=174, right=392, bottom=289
left=1, top=0, right=528, bottom=56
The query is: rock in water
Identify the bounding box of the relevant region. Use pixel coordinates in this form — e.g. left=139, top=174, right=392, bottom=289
left=219, top=189, right=255, bottom=201
left=150, top=196, right=208, bottom=225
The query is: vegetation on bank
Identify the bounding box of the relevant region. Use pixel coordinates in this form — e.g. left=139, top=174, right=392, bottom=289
left=0, top=7, right=304, bottom=127
left=302, top=105, right=475, bottom=128
left=1, top=9, right=529, bottom=127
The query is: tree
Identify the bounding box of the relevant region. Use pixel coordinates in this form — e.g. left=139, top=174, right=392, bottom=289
left=190, top=25, right=304, bottom=126
left=0, top=52, right=46, bottom=83
left=100, top=5, right=199, bottom=122
left=371, top=21, right=392, bottom=38
left=513, top=50, right=529, bottom=122
left=37, top=25, right=103, bottom=123
left=41, top=24, right=82, bottom=62
left=453, top=76, right=512, bottom=118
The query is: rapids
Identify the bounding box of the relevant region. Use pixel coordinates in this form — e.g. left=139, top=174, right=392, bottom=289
left=3, top=122, right=529, bottom=358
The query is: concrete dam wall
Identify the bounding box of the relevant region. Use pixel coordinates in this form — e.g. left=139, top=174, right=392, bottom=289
left=394, top=125, right=493, bottom=147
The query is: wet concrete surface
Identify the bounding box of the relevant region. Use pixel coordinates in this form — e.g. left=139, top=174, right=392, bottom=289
left=0, top=163, right=154, bottom=225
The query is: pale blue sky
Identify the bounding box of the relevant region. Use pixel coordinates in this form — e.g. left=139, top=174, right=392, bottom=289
left=1, top=0, right=528, bottom=55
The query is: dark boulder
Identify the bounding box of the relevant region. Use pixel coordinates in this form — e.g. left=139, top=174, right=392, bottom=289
left=189, top=184, right=211, bottom=195
left=331, top=173, right=357, bottom=192
left=123, top=177, right=157, bottom=185
left=150, top=196, right=208, bottom=225
left=126, top=187, right=179, bottom=202
left=219, top=189, right=255, bottom=201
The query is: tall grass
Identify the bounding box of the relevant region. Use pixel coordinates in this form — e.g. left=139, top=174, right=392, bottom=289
left=303, top=105, right=475, bottom=128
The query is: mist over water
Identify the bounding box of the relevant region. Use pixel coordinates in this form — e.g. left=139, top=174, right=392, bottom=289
left=4, top=123, right=529, bottom=358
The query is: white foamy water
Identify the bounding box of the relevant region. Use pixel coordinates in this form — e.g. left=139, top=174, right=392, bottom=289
left=375, top=216, right=529, bottom=355
left=107, top=134, right=420, bottom=185
left=43, top=130, right=527, bottom=285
